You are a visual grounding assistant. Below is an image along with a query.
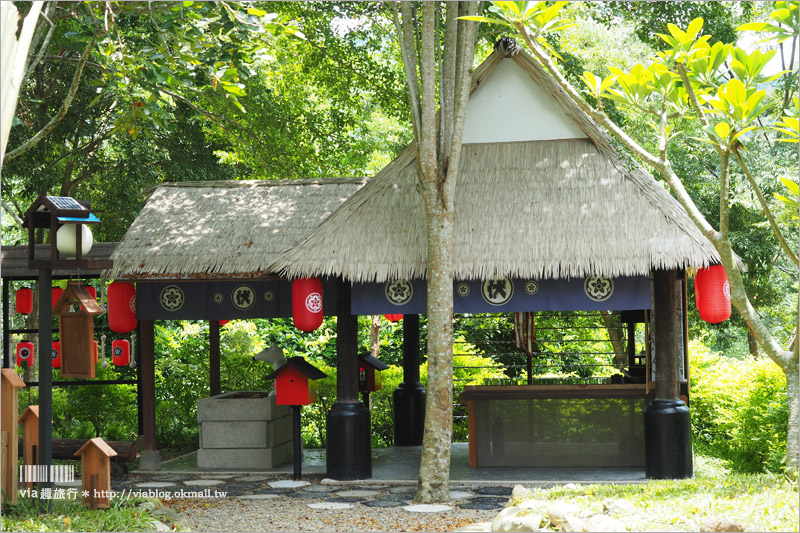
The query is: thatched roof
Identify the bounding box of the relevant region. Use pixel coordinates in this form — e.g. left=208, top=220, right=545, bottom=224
left=109, top=178, right=366, bottom=279
left=272, top=49, right=720, bottom=283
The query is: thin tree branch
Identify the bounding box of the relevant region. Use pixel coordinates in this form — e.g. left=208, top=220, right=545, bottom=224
left=1, top=201, right=24, bottom=227
left=392, top=2, right=422, bottom=141
left=732, top=147, right=799, bottom=265
left=24, top=3, right=55, bottom=80
left=5, top=33, right=102, bottom=162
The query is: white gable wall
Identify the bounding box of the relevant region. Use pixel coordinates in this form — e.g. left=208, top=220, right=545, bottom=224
left=462, top=59, right=587, bottom=143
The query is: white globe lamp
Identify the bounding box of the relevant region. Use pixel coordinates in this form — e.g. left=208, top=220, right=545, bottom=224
left=56, top=224, right=94, bottom=257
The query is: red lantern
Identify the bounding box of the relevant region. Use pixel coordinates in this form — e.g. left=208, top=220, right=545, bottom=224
left=16, top=288, right=33, bottom=314
left=16, top=342, right=34, bottom=367
left=108, top=282, right=137, bottom=333
left=384, top=314, right=403, bottom=322
left=52, top=341, right=61, bottom=369
left=111, top=339, right=130, bottom=366
left=292, top=278, right=323, bottom=332
left=52, top=287, right=63, bottom=309
left=219, top=320, right=229, bottom=326
left=695, top=266, right=731, bottom=324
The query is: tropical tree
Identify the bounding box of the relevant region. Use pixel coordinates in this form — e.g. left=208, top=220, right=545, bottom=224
left=389, top=1, right=479, bottom=503
left=464, top=0, right=799, bottom=471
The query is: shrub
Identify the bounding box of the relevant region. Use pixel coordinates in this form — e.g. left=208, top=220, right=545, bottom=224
left=689, top=339, right=788, bottom=473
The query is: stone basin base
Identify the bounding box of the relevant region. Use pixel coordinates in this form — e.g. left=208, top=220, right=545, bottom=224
left=197, top=391, right=292, bottom=469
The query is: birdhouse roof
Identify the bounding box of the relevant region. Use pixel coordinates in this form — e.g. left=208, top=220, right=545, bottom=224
left=19, top=405, right=39, bottom=423
left=74, top=437, right=117, bottom=458
left=1, top=368, right=25, bottom=388
left=265, top=356, right=327, bottom=381
left=358, top=354, right=389, bottom=371
left=52, top=281, right=103, bottom=316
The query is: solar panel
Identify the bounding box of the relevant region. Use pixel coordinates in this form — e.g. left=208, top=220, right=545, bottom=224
left=46, top=196, right=86, bottom=211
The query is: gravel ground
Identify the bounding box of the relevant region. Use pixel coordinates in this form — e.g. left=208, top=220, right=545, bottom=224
left=168, top=497, right=496, bottom=532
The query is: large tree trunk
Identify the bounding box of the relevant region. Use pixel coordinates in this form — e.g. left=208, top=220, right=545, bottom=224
left=786, top=357, right=799, bottom=471
left=415, top=204, right=455, bottom=503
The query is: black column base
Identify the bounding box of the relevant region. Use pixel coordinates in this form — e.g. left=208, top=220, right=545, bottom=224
left=326, top=402, right=372, bottom=479
left=393, top=382, right=426, bottom=446
left=644, top=399, right=693, bottom=479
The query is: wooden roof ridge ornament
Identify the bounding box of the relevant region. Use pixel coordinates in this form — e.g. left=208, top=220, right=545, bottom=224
left=55, top=281, right=103, bottom=379
left=22, top=195, right=112, bottom=271
left=74, top=437, right=117, bottom=509
left=1, top=368, right=25, bottom=504
left=19, top=406, right=40, bottom=489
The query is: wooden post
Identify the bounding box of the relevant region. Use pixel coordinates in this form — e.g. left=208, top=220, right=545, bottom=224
left=209, top=320, right=220, bottom=397
left=74, top=438, right=117, bottom=509
left=139, top=320, right=160, bottom=470
left=19, top=406, right=40, bottom=489
left=1, top=369, right=25, bottom=504
left=37, top=268, right=53, bottom=512
left=653, top=269, right=679, bottom=400
left=335, top=281, right=359, bottom=403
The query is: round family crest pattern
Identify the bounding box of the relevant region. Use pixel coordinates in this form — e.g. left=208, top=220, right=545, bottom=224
left=385, top=280, right=413, bottom=306
left=232, top=285, right=255, bottom=310
left=305, top=292, right=323, bottom=313
left=723, top=280, right=731, bottom=300
left=584, top=276, right=614, bottom=302
left=160, top=285, right=184, bottom=311
left=213, top=293, right=224, bottom=304
left=129, top=295, right=136, bottom=314
left=524, top=280, right=539, bottom=295
left=456, top=283, right=470, bottom=297
left=264, top=290, right=275, bottom=302
left=481, top=278, right=514, bottom=306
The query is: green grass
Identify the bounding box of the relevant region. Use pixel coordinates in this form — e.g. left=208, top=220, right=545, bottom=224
left=514, top=457, right=799, bottom=532
left=1, top=495, right=161, bottom=532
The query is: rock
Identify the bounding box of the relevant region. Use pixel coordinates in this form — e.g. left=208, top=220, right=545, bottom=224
left=602, top=498, right=638, bottom=515
left=519, top=499, right=549, bottom=512
left=700, top=516, right=745, bottom=532
left=559, top=515, right=585, bottom=532
left=546, top=501, right=580, bottom=526
left=491, top=507, right=543, bottom=532
left=320, top=478, right=339, bottom=485
left=583, top=514, right=626, bottom=532
left=512, top=485, right=529, bottom=500
left=149, top=520, right=171, bottom=532
left=136, top=500, right=157, bottom=511
left=562, top=483, right=580, bottom=491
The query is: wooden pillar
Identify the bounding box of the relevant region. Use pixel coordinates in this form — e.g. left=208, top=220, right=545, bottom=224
left=209, top=320, right=220, bottom=397
left=335, top=281, right=359, bottom=403
left=653, top=269, right=679, bottom=400
left=393, top=314, right=425, bottom=446
left=2, top=279, right=10, bottom=368
left=401, top=314, right=420, bottom=384
left=37, top=268, right=53, bottom=512
left=139, top=319, right=160, bottom=469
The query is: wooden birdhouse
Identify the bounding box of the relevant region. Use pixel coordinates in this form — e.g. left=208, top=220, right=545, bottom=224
left=358, top=353, right=389, bottom=392
left=19, top=406, right=39, bottom=489
left=1, top=369, right=25, bottom=505
left=265, top=357, right=327, bottom=406
left=53, top=281, right=103, bottom=379
left=74, top=437, right=117, bottom=509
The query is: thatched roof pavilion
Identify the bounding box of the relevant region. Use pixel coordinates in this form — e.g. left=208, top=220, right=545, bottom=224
left=272, top=47, right=720, bottom=283
left=109, top=178, right=366, bottom=279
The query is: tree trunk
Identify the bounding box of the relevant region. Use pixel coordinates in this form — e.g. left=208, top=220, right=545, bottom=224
left=370, top=315, right=381, bottom=358
left=747, top=327, right=760, bottom=359
left=786, top=358, right=799, bottom=471
left=600, top=310, right=626, bottom=368
left=415, top=203, right=454, bottom=503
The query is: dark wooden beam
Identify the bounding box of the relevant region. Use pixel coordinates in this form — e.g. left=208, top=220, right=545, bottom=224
left=37, top=268, right=53, bottom=512
left=209, top=321, right=221, bottom=397
left=652, top=269, right=679, bottom=400
left=139, top=320, right=157, bottom=451
left=402, top=314, right=420, bottom=384
left=336, top=279, right=358, bottom=403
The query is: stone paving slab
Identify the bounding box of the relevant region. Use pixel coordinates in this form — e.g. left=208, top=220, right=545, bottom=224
left=308, top=502, right=353, bottom=510
left=184, top=479, right=226, bottom=487
left=137, top=482, right=178, bottom=489
left=236, top=494, right=280, bottom=500
left=404, top=504, right=453, bottom=513
left=335, top=490, right=382, bottom=498
left=269, top=480, right=309, bottom=489
left=362, top=499, right=406, bottom=508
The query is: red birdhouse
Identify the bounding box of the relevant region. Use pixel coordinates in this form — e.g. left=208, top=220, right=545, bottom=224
left=358, top=353, right=390, bottom=392
left=265, top=357, right=327, bottom=406
left=15, top=288, right=33, bottom=314
left=16, top=342, right=34, bottom=368
left=108, top=282, right=137, bottom=333
left=695, top=265, right=731, bottom=324
left=53, top=281, right=103, bottom=379
left=52, top=341, right=62, bottom=369
left=292, top=278, right=323, bottom=332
